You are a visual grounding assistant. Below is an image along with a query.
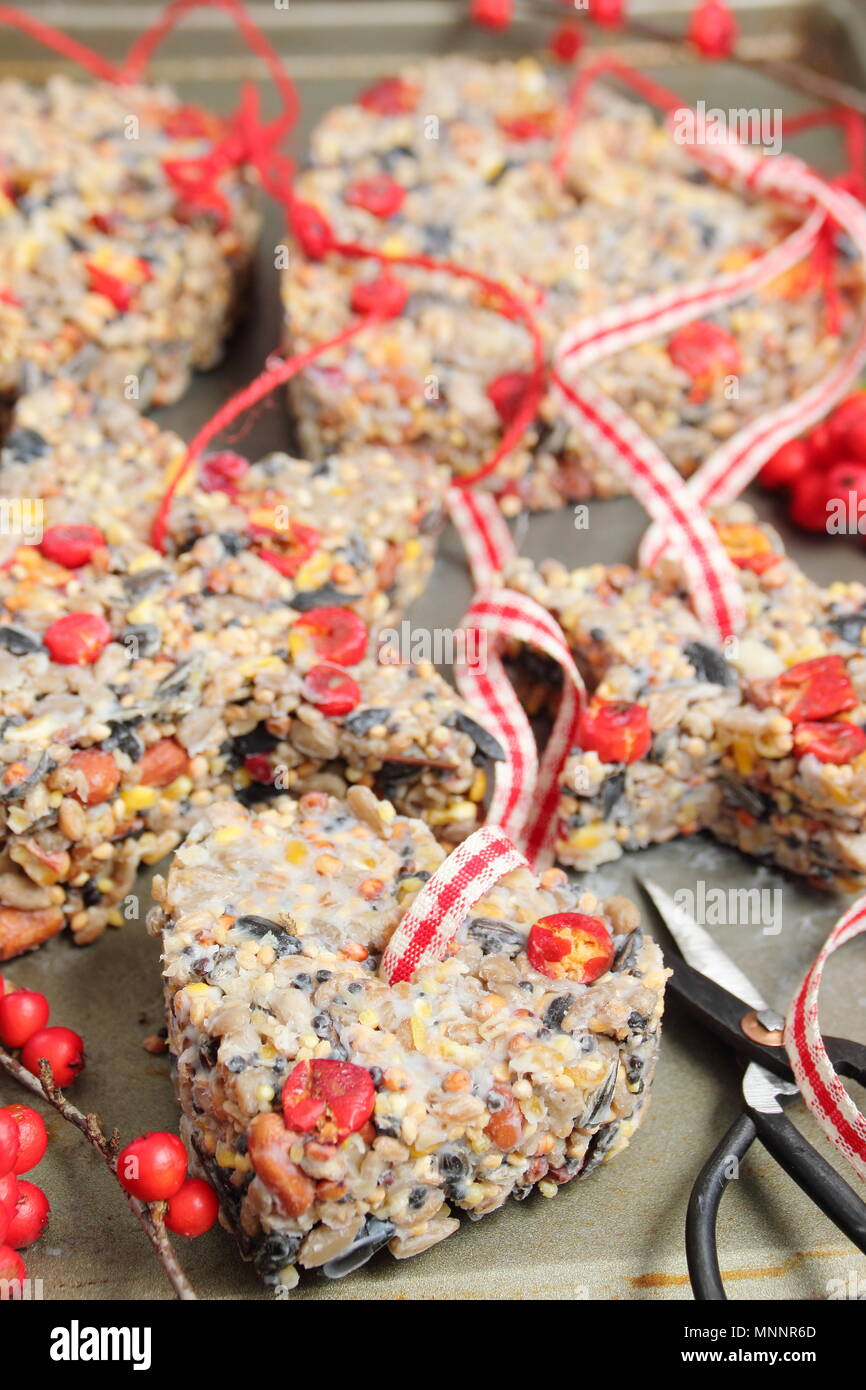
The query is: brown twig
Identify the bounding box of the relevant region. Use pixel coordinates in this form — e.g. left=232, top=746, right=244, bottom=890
left=0, top=1045, right=197, bottom=1301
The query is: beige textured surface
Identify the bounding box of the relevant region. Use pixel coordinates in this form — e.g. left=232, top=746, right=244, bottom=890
left=1, top=0, right=865, bottom=1300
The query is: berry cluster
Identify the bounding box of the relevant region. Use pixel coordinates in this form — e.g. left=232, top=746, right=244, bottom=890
left=0, top=1097, right=50, bottom=1293
left=116, top=1133, right=218, bottom=1239
left=759, top=389, right=866, bottom=535
left=0, top=976, right=84, bottom=1087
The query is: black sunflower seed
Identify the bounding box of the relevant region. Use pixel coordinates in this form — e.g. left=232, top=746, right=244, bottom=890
left=321, top=1216, right=395, bottom=1279
left=445, top=711, right=505, bottom=762
left=543, top=994, right=574, bottom=1031
left=232, top=724, right=278, bottom=757
left=122, top=623, right=161, bottom=658
left=122, top=567, right=170, bottom=600
left=467, top=917, right=525, bottom=957
left=343, top=707, right=392, bottom=736
left=3, top=427, right=48, bottom=463
left=232, top=915, right=302, bottom=955
left=0, top=752, right=55, bottom=801
left=253, top=1232, right=303, bottom=1283
left=0, top=625, right=42, bottom=655
left=289, top=584, right=362, bottom=611
left=600, top=769, right=626, bottom=818
left=826, top=608, right=866, bottom=646
left=683, top=640, right=737, bottom=687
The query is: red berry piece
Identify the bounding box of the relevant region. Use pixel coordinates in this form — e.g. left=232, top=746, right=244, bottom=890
left=793, top=721, right=866, bottom=765
left=243, top=753, right=273, bottom=784
left=302, top=663, right=362, bottom=717
left=688, top=0, right=738, bottom=59
left=470, top=0, right=513, bottom=30
left=527, top=913, right=614, bottom=983
left=497, top=113, right=555, bottom=142
left=85, top=262, right=135, bottom=312
left=282, top=1059, right=375, bottom=1142
left=549, top=23, right=584, bottom=63
left=769, top=655, right=857, bottom=724
left=294, top=606, right=368, bottom=666
left=758, top=439, right=811, bottom=491
left=668, top=320, right=741, bottom=383
left=350, top=272, right=408, bottom=319
left=0, top=1245, right=25, bottom=1294
left=65, top=749, right=121, bottom=806
left=290, top=200, right=335, bottom=260
left=21, top=1026, right=85, bottom=1089
left=487, top=371, right=534, bottom=426
left=0, top=990, right=50, bottom=1049
left=344, top=174, right=406, bottom=219
left=43, top=612, right=112, bottom=666
left=578, top=700, right=652, bottom=764
left=6, top=1181, right=49, bottom=1249
left=164, top=1177, right=219, bottom=1237
left=358, top=77, right=419, bottom=115
left=137, top=737, right=190, bottom=788
left=255, top=521, right=321, bottom=579
left=590, top=0, right=625, bottom=28
left=0, top=1111, right=19, bottom=1180
left=6, top=1105, right=48, bottom=1175
left=199, top=450, right=250, bottom=494
left=788, top=471, right=830, bottom=532
left=117, top=1131, right=187, bottom=1203
left=38, top=524, right=105, bottom=569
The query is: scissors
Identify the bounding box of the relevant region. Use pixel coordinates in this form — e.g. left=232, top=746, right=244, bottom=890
left=638, top=876, right=866, bottom=1301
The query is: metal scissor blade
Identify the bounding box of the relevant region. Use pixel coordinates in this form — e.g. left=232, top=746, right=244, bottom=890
left=639, top=877, right=768, bottom=1012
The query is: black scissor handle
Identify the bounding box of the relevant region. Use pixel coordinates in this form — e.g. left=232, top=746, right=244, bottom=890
left=824, top=1034, right=866, bottom=1090
left=747, top=1102, right=866, bottom=1256
left=686, top=1112, right=756, bottom=1301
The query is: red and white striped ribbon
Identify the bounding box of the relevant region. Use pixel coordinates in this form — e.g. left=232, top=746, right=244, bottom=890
left=785, top=894, right=866, bottom=1182
left=453, top=589, right=584, bottom=865
left=552, top=369, right=746, bottom=639
left=381, top=824, right=529, bottom=983
left=446, top=486, right=516, bottom=589
left=640, top=147, right=866, bottom=569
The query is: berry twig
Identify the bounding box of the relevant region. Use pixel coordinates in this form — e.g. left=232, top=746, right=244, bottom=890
left=0, top=1044, right=197, bottom=1301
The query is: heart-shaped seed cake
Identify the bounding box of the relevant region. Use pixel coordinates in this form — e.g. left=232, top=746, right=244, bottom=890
left=151, top=787, right=667, bottom=1286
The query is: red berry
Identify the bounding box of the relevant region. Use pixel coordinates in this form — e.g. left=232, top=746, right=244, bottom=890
left=0, top=1245, right=25, bottom=1294
left=290, top=200, right=335, bottom=260
left=527, top=913, right=614, bottom=983
left=577, top=700, right=652, bottom=764
left=0, top=1111, right=19, bottom=1180
left=5, top=1105, right=48, bottom=1175
left=0, top=1172, right=18, bottom=1219
left=470, top=0, right=513, bottom=30
left=21, top=1026, right=85, bottom=1089
left=6, top=1181, right=49, bottom=1249
left=39, top=524, right=105, bottom=569
left=590, top=0, right=625, bottom=28
left=825, top=461, right=866, bottom=535
left=0, top=1205, right=8, bottom=1245
left=164, top=1177, right=219, bottom=1237
left=344, top=175, right=406, bottom=219
left=43, top=612, right=112, bottom=665
left=487, top=371, right=534, bottom=426
left=807, top=421, right=838, bottom=469
left=199, top=450, right=249, bottom=494
left=254, top=521, right=321, bottom=579
left=358, top=77, right=418, bottom=116
left=301, top=663, right=362, bottom=717
left=294, top=606, right=368, bottom=666
left=282, top=1059, right=375, bottom=1142
left=793, top=721, right=866, bottom=765
left=758, top=439, right=811, bottom=491
left=117, top=1131, right=188, bottom=1203
left=668, top=320, right=741, bottom=383
left=688, top=0, right=738, bottom=59
left=0, top=989, right=50, bottom=1049
left=85, top=262, right=135, bottom=312
left=549, top=23, right=584, bottom=63
left=788, top=470, right=830, bottom=532
left=350, top=272, right=408, bottom=319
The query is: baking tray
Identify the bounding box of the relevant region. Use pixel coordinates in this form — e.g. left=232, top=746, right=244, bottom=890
left=2, top=0, right=865, bottom=1301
